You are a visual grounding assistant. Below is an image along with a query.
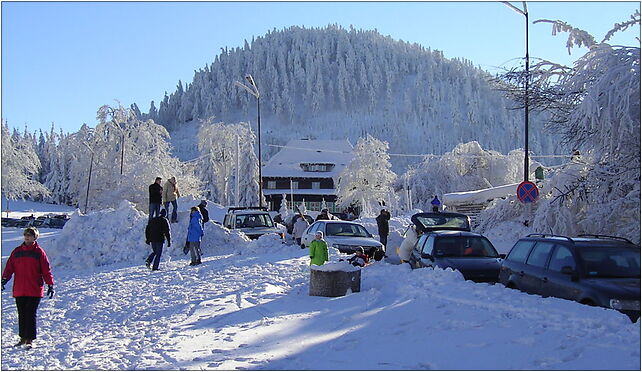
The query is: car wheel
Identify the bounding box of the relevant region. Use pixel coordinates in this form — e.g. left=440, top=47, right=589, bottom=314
left=580, top=298, right=597, bottom=306
left=505, top=282, right=517, bottom=290
left=301, top=244, right=306, bottom=250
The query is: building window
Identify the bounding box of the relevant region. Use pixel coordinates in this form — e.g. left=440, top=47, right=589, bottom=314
left=291, top=181, right=299, bottom=189
left=300, top=163, right=335, bottom=172
left=267, top=181, right=276, bottom=189
left=312, top=182, right=321, bottom=189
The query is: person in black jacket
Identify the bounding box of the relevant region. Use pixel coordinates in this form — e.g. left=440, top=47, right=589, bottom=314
left=376, top=209, right=391, bottom=251
left=197, top=200, right=210, bottom=228
left=145, top=209, right=171, bottom=271
left=148, top=177, right=163, bottom=222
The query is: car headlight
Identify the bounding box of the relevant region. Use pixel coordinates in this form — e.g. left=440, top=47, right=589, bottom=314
left=610, top=299, right=640, bottom=310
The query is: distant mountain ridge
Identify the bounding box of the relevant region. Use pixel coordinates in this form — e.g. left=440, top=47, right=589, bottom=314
left=135, top=24, right=561, bottom=168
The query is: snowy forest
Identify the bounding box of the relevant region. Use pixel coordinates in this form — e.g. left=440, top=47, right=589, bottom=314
left=2, top=14, right=639, bottom=242
left=135, top=25, right=562, bottom=166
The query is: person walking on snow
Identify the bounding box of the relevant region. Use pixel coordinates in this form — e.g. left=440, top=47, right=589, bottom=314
left=1, top=227, right=54, bottom=348
left=292, top=215, right=309, bottom=246
left=376, top=209, right=391, bottom=251
left=163, top=176, right=180, bottom=223
left=145, top=209, right=171, bottom=271
left=186, top=206, right=204, bottom=266
left=309, top=231, right=328, bottom=266
left=148, top=176, right=163, bottom=222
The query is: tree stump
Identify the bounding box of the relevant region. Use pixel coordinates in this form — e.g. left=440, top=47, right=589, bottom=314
left=309, top=264, right=361, bottom=297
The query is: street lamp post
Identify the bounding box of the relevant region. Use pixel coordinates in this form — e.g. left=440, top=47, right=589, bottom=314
left=503, top=1, right=530, bottom=182
left=235, top=74, right=263, bottom=208
left=82, top=142, right=95, bottom=214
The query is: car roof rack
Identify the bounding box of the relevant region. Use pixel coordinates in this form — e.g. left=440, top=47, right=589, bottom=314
left=227, top=206, right=268, bottom=212
left=576, top=234, right=634, bottom=244
left=526, top=233, right=574, bottom=242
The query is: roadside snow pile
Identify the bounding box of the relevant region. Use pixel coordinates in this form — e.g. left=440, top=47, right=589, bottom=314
left=45, top=199, right=256, bottom=270
left=47, top=200, right=149, bottom=270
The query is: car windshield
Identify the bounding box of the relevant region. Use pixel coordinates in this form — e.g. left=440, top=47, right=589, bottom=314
left=326, top=223, right=370, bottom=237
left=580, top=246, right=640, bottom=278
left=237, top=214, right=274, bottom=228
left=433, top=236, right=499, bottom=258
left=415, top=215, right=469, bottom=231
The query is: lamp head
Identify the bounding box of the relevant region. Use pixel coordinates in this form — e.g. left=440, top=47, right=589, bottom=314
left=245, top=74, right=256, bottom=87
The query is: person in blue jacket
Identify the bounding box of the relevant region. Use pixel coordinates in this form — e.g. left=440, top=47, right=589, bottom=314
left=186, top=206, right=204, bottom=266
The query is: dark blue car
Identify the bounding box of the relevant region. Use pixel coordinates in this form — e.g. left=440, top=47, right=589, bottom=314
left=408, top=212, right=504, bottom=283
left=499, top=234, right=640, bottom=321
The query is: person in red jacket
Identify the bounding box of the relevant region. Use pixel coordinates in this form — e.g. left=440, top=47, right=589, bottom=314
left=1, top=227, right=55, bottom=348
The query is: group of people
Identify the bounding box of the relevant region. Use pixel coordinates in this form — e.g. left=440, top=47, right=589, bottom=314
left=148, top=176, right=180, bottom=223
left=146, top=176, right=210, bottom=269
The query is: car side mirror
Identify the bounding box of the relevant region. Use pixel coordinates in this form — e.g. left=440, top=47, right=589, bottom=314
left=561, top=266, right=579, bottom=281
left=499, top=254, right=507, bottom=259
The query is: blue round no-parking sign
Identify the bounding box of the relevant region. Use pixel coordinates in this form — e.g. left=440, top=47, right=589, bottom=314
left=517, top=181, right=539, bottom=203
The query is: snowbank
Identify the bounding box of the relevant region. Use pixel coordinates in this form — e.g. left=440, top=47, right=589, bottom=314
left=443, top=183, right=519, bottom=206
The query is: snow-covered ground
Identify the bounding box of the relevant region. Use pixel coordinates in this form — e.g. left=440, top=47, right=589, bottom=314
left=1, top=200, right=639, bottom=370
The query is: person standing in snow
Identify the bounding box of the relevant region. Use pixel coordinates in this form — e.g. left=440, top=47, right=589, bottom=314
left=376, top=208, right=391, bottom=251
left=186, top=206, right=204, bottom=266
left=197, top=200, right=210, bottom=229
left=163, top=176, right=180, bottom=223
left=309, top=231, right=328, bottom=266
left=148, top=177, right=163, bottom=222
left=292, top=215, right=310, bottom=247
left=398, top=225, right=420, bottom=265
left=1, top=227, right=55, bottom=348
left=145, top=209, right=171, bottom=271
left=431, top=195, right=441, bottom=212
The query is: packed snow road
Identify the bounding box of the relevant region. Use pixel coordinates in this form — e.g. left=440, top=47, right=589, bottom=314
left=1, top=244, right=639, bottom=370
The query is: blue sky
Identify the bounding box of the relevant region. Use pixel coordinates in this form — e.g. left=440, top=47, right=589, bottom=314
left=2, top=1, right=639, bottom=134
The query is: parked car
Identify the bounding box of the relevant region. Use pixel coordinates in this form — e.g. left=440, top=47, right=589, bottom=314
left=499, top=234, right=640, bottom=322
left=301, top=220, right=384, bottom=259
left=284, top=214, right=314, bottom=235
left=408, top=212, right=504, bottom=283
left=1, top=217, right=21, bottom=227
left=44, top=215, right=70, bottom=229
left=222, top=207, right=284, bottom=240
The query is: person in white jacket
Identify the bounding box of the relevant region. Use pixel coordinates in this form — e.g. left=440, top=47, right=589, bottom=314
left=398, top=225, right=420, bottom=264
left=292, top=216, right=310, bottom=247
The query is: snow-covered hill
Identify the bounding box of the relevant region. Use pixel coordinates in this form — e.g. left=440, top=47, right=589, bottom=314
left=1, top=200, right=639, bottom=370
left=136, top=25, right=563, bottom=170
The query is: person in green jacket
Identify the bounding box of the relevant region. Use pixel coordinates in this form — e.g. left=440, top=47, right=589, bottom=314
left=309, top=231, right=329, bottom=266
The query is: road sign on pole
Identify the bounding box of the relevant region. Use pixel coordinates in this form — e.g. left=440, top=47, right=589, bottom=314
left=517, top=181, right=539, bottom=203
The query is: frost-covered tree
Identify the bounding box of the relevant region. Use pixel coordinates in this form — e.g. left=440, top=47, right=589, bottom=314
left=1, top=120, right=49, bottom=203
left=336, top=135, right=397, bottom=217
left=491, top=12, right=640, bottom=242
left=41, top=104, right=199, bottom=211
left=399, top=141, right=525, bottom=211
left=197, top=119, right=260, bottom=206
left=279, top=193, right=292, bottom=220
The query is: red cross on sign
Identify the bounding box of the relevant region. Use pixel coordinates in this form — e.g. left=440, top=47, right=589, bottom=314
left=517, top=181, right=539, bottom=203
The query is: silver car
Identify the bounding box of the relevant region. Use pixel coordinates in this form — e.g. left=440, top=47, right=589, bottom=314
left=301, top=220, right=384, bottom=257
left=223, top=207, right=284, bottom=240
